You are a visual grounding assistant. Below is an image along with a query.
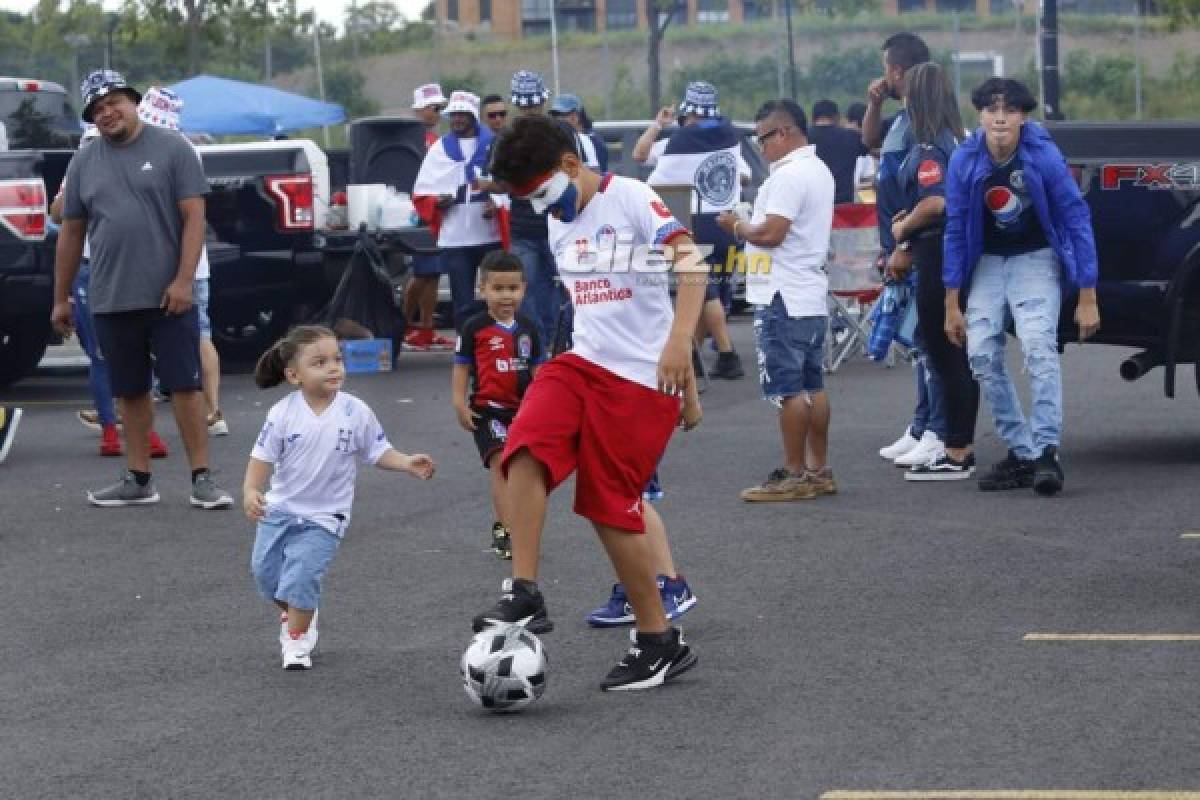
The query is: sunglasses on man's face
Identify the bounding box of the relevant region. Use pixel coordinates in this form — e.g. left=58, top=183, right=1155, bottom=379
left=756, top=126, right=788, bottom=148
left=486, top=110, right=508, bottom=120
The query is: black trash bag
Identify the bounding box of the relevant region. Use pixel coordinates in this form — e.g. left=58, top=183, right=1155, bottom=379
left=311, top=230, right=402, bottom=341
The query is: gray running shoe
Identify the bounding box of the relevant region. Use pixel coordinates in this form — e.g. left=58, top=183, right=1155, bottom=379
left=88, top=471, right=160, bottom=507
left=190, top=471, right=234, bottom=510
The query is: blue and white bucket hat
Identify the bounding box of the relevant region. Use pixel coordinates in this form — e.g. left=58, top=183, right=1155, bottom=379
left=678, top=81, right=720, bottom=119
left=80, top=69, right=142, bottom=123
left=510, top=70, right=550, bottom=109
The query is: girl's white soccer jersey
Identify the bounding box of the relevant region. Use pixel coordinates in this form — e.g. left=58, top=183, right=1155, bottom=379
left=251, top=391, right=393, bottom=535
left=548, top=174, right=690, bottom=389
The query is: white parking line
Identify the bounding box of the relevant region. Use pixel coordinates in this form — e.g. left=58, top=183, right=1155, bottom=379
left=821, top=791, right=1200, bottom=799
left=1024, top=633, right=1200, bottom=642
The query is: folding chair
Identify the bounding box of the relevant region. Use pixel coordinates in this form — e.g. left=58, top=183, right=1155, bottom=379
left=825, top=203, right=885, bottom=372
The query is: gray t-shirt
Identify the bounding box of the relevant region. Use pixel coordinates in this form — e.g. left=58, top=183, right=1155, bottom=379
left=63, top=123, right=209, bottom=314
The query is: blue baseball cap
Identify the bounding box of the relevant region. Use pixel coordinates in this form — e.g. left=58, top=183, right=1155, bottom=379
left=549, top=94, right=582, bottom=115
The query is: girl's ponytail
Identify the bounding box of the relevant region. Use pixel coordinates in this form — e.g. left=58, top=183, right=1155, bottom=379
left=254, top=339, right=289, bottom=388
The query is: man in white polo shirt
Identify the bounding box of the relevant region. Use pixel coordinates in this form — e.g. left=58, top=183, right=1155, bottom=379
left=718, top=99, right=835, bottom=502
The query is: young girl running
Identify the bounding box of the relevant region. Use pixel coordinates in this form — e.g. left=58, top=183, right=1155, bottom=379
left=244, top=326, right=435, bottom=670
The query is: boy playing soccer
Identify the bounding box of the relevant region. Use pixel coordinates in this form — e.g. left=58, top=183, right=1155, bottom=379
left=471, top=116, right=708, bottom=691
left=452, top=251, right=546, bottom=559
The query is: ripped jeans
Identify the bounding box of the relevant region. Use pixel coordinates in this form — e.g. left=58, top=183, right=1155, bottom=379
left=965, top=249, right=1062, bottom=460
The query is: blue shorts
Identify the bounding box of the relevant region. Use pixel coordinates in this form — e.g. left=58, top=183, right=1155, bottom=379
left=754, top=293, right=826, bottom=399
left=251, top=513, right=342, bottom=611
left=411, top=254, right=442, bottom=277
left=193, top=278, right=211, bottom=338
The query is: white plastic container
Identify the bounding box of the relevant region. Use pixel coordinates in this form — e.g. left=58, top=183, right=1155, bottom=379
left=347, top=183, right=387, bottom=231
left=378, top=188, right=415, bottom=230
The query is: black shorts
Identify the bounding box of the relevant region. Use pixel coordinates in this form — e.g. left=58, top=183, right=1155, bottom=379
left=693, top=212, right=740, bottom=302
left=472, top=406, right=516, bottom=468
left=93, top=308, right=202, bottom=398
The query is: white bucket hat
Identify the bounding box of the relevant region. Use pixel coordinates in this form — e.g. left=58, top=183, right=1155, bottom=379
left=443, top=90, right=480, bottom=120
left=138, top=86, right=183, bottom=130
left=412, top=83, right=448, bottom=110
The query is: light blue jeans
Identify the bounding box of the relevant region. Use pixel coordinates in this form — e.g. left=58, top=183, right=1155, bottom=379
left=251, top=513, right=342, bottom=611
left=965, top=248, right=1063, bottom=460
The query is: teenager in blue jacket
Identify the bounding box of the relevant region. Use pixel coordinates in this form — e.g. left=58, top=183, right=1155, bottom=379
left=943, top=78, right=1101, bottom=497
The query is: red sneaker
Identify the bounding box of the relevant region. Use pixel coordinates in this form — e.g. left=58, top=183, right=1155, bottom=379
left=403, top=328, right=430, bottom=351
left=429, top=333, right=455, bottom=350
left=99, top=424, right=123, bottom=457
left=149, top=430, right=169, bottom=459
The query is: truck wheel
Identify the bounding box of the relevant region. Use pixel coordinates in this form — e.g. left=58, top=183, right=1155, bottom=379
left=0, top=317, right=51, bottom=389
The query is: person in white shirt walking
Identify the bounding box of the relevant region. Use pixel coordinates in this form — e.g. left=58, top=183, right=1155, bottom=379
left=243, top=325, right=435, bottom=670
left=413, top=91, right=502, bottom=332
left=718, top=99, right=836, bottom=502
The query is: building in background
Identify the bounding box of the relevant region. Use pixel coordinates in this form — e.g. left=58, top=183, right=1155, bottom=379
left=432, top=0, right=1152, bottom=40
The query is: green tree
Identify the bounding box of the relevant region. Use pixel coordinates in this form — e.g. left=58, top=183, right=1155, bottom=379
left=317, top=62, right=378, bottom=118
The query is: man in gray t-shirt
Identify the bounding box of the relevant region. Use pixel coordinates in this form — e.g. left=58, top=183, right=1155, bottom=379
left=51, top=69, right=232, bottom=511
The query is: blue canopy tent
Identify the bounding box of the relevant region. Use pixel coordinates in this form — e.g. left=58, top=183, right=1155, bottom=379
left=168, top=75, right=346, bottom=136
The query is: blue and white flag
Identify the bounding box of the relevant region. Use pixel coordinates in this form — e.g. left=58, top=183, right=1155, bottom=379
left=645, top=121, right=746, bottom=213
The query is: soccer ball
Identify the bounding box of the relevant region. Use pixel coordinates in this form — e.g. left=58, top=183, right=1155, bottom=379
left=461, top=624, right=547, bottom=712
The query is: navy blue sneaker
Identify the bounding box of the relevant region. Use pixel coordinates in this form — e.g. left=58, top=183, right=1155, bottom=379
left=661, top=574, right=697, bottom=621
left=642, top=471, right=664, bottom=502
left=586, top=582, right=634, bottom=627
left=586, top=575, right=698, bottom=627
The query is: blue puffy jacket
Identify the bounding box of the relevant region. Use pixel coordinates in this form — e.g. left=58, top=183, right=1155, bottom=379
left=942, top=121, right=1099, bottom=290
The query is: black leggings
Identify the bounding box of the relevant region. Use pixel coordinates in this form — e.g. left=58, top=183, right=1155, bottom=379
left=913, top=235, right=979, bottom=450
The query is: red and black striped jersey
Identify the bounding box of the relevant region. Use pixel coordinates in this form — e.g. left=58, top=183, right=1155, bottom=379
left=454, top=311, right=546, bottom=410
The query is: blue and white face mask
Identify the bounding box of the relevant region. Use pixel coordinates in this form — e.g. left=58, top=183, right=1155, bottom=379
left=524, top=171, right=580, bottom=223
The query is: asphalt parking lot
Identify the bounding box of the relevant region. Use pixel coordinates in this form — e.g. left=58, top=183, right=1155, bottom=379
left=2, top=318, right=1198, bottom=799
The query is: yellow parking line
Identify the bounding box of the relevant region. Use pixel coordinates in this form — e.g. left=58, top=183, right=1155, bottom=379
left=821, top=792, right=1200, bottom=799
left=1024, top=633, right=1200, bottom=642
left=1180, top=532, right=1200, bottom=539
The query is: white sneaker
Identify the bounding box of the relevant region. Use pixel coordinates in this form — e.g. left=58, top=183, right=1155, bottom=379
left=279, top=610, right=318, bottom=654
left=879, top=427, right=920, bottom=460
left=894, top=431, right=945, bottom=468
left=281, top=634, right=312, bottom=670
left=207, top=411, right=229, bottom=436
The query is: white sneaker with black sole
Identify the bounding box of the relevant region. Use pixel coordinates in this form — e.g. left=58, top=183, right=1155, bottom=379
left=905, top=452, right=976, bottom=481
left=281, top=633, right=312, bottom=670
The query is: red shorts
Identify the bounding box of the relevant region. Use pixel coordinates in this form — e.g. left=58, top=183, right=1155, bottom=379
left=501, top=354, right=680, bottom=533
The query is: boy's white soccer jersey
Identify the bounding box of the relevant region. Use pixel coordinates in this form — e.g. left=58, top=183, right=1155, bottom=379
left=548, top=174, right=690, bottom=389
left=251, top=391, right=393, bottom=536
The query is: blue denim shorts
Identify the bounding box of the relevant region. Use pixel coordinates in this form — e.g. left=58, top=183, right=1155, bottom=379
left=754, top=293, right=826, bottom=399
left=250, top=513, right=342, bottom=611
left=193, top=278, right=211, bottom=338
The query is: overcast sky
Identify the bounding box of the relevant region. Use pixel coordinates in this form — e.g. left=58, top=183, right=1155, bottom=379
left=0, top=0, right=429, bottom=27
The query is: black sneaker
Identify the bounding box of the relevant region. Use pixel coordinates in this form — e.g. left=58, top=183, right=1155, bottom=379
left=600, top=627, right=698, bottom=691
left=472, top=578, right=554, bottom=634
left=977, top=450, right=1035, bottom=491
left=905, top=452, right=976, bottom=481
left=713, top=350, right=744, bottom=380
left=1033, top=445, right=1064, bottom=497
left=490, top=522, right=512, bottom=560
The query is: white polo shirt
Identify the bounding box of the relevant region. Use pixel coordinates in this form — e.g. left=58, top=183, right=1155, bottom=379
left=251, top=390, right=393, bottom=536
left=744, top=144, right=835, bottom=318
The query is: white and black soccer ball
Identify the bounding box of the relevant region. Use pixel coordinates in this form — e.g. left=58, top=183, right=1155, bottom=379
left=461, top=625, right=547, bottom=712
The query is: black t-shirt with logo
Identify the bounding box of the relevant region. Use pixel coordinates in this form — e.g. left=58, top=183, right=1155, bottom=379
left=982, top=153, right=1050, bottom=257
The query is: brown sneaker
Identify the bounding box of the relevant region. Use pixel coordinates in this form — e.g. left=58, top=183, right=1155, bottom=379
left=740, top=468, right=816, bottom=502
left=804, top=467, right=837, bottom=496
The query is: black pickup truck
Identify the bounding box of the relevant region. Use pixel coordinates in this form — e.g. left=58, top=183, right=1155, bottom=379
left=1049, top=121, right=1200, bottom=400
left=0, top=77, right=79, bottom=386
